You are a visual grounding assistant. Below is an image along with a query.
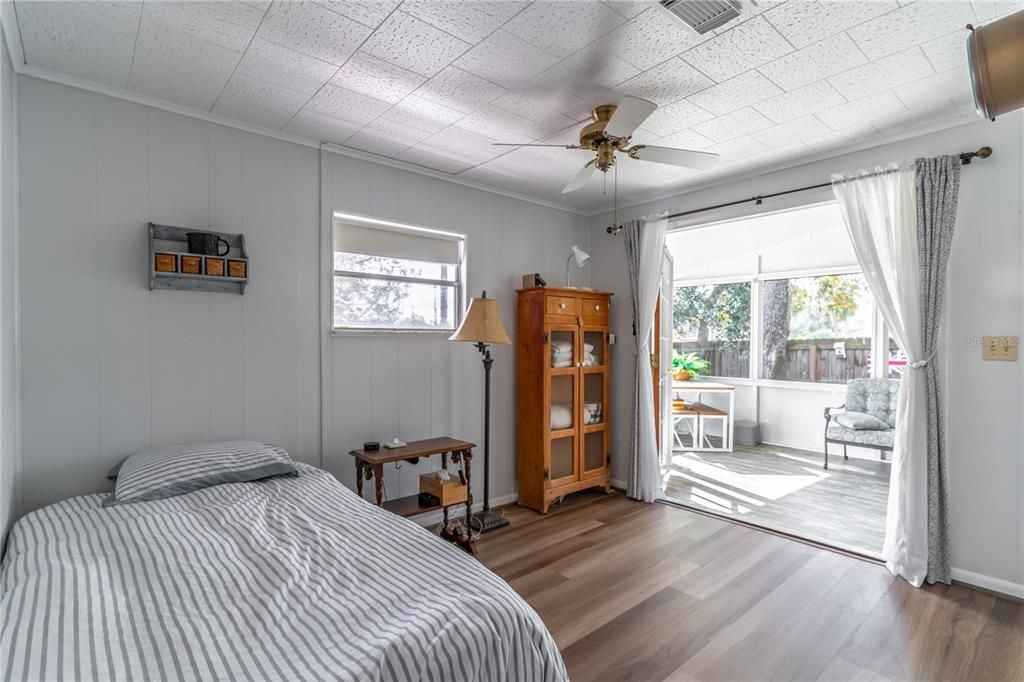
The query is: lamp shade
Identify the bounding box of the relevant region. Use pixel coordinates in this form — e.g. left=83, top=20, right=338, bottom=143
left=449, top=292, right=511, bottom=345
left=570, top=245, right=591, bottom=266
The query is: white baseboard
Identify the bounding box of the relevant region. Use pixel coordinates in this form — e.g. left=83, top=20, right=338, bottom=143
left=951, top=568, right=1024, bottom=600
left=611, top=478, right=626, bottom=490
left=410, top=492, right=518, bottom=529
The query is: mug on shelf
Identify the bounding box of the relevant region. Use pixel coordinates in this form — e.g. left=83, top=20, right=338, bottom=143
left=186, top=231, right=230, bottom=256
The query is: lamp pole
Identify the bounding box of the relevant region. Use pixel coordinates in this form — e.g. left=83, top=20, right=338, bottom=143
left=473, top=339, right=508, bottom=532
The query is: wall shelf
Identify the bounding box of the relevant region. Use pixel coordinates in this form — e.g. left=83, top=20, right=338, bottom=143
left=149, top=223, right=249, bottom=294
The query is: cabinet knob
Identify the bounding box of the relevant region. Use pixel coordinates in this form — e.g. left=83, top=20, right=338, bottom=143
left=594, top=304, right=601, bottom=311
left=559, top=302, right=567, bottom=309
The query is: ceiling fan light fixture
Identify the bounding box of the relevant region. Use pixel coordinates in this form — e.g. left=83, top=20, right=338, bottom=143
left=659, top=0, right=743, bottom=34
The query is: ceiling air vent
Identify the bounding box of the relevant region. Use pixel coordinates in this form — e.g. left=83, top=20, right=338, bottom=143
left=659, top=0, right=742, bottom=34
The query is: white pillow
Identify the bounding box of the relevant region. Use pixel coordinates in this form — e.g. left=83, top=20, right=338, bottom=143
left=835, top=411, right=891, bottom=431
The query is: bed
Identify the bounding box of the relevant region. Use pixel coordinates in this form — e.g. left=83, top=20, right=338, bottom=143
left=0, top=462, right=567, bottom=681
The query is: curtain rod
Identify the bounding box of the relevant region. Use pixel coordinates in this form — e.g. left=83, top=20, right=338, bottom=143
left=607, top=146, right=992, bottom=232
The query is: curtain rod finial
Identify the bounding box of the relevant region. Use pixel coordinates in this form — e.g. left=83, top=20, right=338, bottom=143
left=976, top=146, right=993, bottom=159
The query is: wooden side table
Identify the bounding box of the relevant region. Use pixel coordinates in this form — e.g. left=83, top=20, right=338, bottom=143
left=348, top=437, right=477, bottom=554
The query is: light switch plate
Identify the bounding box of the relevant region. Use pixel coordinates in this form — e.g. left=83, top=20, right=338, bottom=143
left=982, top=335, right=1019, bottom=361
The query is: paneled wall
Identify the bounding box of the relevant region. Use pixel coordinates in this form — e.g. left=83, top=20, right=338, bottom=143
left=16, top=75, right=588, bottom=516
left=0, top=31, right=17, bottom=541
left=590, top=113, right=1024, bottom=595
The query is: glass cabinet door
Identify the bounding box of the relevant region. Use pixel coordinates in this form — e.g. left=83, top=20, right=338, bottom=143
left=547, top=325, right=578, bottom=487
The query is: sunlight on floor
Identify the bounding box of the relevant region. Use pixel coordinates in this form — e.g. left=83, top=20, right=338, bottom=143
left=669, top=451, right=828, bottom=501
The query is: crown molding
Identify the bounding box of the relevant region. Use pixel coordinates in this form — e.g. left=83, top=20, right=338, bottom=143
left=11, top=61, right=589, bottom=217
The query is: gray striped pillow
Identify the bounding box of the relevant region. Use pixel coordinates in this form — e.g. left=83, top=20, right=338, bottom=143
left=105, top=441, right=297, bottom=506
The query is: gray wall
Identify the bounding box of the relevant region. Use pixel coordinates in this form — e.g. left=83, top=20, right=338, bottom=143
left=16, top=75, right=588, bottom=516
left=589, top=113, right=1024, bottom=595
left=0, top=30, right=17, bottom=541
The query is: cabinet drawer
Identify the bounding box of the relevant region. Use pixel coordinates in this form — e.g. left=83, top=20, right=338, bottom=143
left=546, top=295, right=578, bottom=317
left=581, top=297, right=609, bottom=323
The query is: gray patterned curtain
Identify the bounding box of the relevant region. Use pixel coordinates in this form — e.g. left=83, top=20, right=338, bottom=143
left=916, top=156, right=960, bottom=584
left=622, top=220, right=643, bottom=498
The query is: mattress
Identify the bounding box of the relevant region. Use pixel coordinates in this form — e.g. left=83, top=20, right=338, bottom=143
left=0, top=463, right=567, bottom=681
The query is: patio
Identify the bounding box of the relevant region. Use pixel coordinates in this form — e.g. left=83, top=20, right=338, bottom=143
left=661, top=441, right=890, bottom=557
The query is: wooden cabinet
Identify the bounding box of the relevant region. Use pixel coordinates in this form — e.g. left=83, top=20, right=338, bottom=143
left=516, top=287, right=612, bottom=513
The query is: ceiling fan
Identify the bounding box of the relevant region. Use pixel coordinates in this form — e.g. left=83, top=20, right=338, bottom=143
left=492, top=97, right=721, bottom=194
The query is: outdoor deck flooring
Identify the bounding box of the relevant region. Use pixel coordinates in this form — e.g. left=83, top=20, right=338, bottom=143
left=662, top=442, right=889, bottom=557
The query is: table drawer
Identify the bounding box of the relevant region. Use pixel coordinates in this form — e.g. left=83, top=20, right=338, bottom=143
left=546, top=295, right=578, bottom=317
left=581, top=297, right=609, bottom=323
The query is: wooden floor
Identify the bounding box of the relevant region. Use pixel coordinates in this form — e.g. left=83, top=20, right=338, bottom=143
left=477, top=492, right=1024, bottom=682
left=663, top=443, right=890, bottom=557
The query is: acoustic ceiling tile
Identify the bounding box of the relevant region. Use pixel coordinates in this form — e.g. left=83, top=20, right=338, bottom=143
left=895, top=70, right=971, bottom=110
left=921, top=31, right=969, bottom=74
left=816, top=91, right=907, bottom=130
left=503, top=1, right=626, bottom=59
left=382, top=94, right=467, bottom=134
left=423, top=126, right=505, bottom=163
left=707, top=135, right=771, bottom=159
left=641, top=99, right=716, bottom=137
left=397, top=145, right=477, bottom=174
left=617, top=59, right=715, bottom=107
left=18, top=1, right=140, bottom=88
left=762, top=0, right=899, bottom=49
left=417, top=67, right=508, bottom=115
left=127, top=62, right=225, bottom=112
left=492, top=89, right=591, bottom=126
left=455, top=103, right=575, bottom=143
left=601, top=8, right=707, bottom=72
left=750, top=114, right=832, bottom=149
left=753, top=81, right=847, bottom=124
left=344, top=117, right=431, bottom=157
left=758, top=32, right=868, bottom=91
left=847, top=1, right=975, bottom=60
left=305, top=84, right=392, bottom=125
left=235, top=38, right=338, bottom=96
left=142, top=1, right=265, bottom=52
left=804, top=124, right=880, bottom=153
left=680, top=16, right=793, bottom=82
left=134, top=20, right=242, bottom=84
left=971, top=0, right=1024, bottom=21
left=283, top=109, right=363, bottom=143
left=330, top=51, right=426, bottom=104
left=455, top=30, right=561, bottom=88
left=687, top=71, right=783, bottom=116
left=213, top=73, right=310, bottom=129
left=313, top=0, right=402, bottom=29
left=654, top=129, right=716, bottom=151
left=361, top=11, right=472, bottom=78
left=603, top=0, right=650, bottom=18
left=257, top=1, right=372, bottom=66
left=692, top=107, right=774, bottom=143
left=873, top=99, right=963, bottom=137
left=534, top=46, right=640, bottom=98
left=401, top=0, right=529, bottom=43
left=829, top=47, right=935, bottom=101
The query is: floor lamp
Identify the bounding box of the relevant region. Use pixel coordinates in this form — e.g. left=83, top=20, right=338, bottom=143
left=449, top=291, right=512, bottom=532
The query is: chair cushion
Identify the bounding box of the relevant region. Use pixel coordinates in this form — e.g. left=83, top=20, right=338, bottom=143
left=845, top=378, right=899, bottom=428
left=827, top=422, right=894, bottom=448
left=834, top=411, right=891, bottom=431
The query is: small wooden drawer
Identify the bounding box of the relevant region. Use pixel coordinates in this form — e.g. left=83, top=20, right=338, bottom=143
left=154, top=253, right=177, bottom=273
left=180, top=255, right=202, bottom=275
left=205, top=257, right=225, bottom=277
left=419, top=471, right=468, bottom=506
left=227, top=259, right=247, bottom=279
left=581, top=297, right=609, bottom=324
left=546, top=295, right=578, bottom=317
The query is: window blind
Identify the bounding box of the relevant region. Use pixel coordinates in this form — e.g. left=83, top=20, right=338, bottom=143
left=333, top=221, right=461, bottom=264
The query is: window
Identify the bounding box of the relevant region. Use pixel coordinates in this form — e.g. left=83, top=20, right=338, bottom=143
left=673, top=281, right=751, bottom=378
left=760, top=273, right=873, bottom=383
left=332, top=214, right=464, bottom=332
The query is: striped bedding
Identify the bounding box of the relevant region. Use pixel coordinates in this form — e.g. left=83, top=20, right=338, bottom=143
left=0, top=463, right=567, bottom=681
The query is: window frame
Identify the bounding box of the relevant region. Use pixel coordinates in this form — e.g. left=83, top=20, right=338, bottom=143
left=669, top=201, right=892, bottom=389
left=331, top=212, right=467, bottom=336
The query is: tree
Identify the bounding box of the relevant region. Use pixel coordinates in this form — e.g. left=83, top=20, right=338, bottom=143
left=761, top=278, right=790, bottom=379
left=333, top=254, right=443, bottom=328
left=673, top=282, right=750, bottom=348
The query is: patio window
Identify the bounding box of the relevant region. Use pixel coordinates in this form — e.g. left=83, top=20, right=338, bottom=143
left=673, top=281, right=751, bottom=378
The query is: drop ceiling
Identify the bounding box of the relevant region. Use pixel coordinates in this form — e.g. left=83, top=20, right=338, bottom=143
left=9, top=0, right=1020, bottom=212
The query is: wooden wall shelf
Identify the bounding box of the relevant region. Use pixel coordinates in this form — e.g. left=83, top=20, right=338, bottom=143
left=149, top=223, right=249, bottom=294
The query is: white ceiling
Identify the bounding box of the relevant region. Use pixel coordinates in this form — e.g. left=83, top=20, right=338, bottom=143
left=11, top=0, right=1021, bottom=212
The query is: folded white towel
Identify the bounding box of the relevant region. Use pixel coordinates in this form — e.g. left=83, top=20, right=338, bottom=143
left=551, top=404, right=573, bottom=430
left=552, top=359, right=573, bottom=368
left=552, top=348, right=572, bottom=358
left=551, top=340, right=572, bottom=352
left=582, top=352, right=598, bottom=366
left=583, top=343, right=594, bottom=352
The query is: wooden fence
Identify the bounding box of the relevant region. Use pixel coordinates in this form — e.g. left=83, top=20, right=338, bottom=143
left=676, top=338, right=871, bottom=384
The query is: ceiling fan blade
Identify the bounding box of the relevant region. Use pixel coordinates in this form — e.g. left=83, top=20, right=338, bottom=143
left=491, top=143, right=584, bottom=148
left=562, top=161, right=597, bottom=194
left=629, top=145, right=720, bottom=171
left=604, top=97, right=657, bottom=139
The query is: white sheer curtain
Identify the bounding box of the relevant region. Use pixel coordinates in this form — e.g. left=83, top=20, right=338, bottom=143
left=635, top=214, right=668, bottom=502
left=831, top=164, right=929, bottom=586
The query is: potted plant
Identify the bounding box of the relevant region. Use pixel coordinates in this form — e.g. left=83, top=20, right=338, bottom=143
left=672, top=350, right=710, bottom=381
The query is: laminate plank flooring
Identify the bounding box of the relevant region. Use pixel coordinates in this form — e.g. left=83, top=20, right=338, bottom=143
left=477, top=492, right=1024, bottom=682
left=662, top=443, right=889, bottom=557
